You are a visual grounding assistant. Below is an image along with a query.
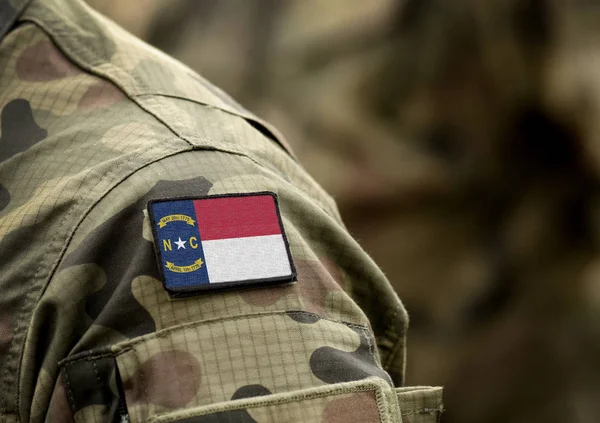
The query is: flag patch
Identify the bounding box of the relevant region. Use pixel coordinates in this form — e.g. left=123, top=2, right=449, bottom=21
left=148, top=192, right=296, bottom=296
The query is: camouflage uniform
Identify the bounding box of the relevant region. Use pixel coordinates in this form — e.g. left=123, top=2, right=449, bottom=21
left=0, top=0, right=442, bottom=422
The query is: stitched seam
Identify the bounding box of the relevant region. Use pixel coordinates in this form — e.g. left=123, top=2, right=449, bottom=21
left=138, top=95, right=196, bottom=148
left=359, top=326, right=393, bottom=387
left=383, top=307, right=400, bottom=370
left=385, top=308, right=400, bottom=367
left=387, top=392, right=397, bottom=423
left=135, top=92, right=249, bottom=114
left=59, top=353, right=116, bottom=367
left=373, top=388, right=388, bottom=423
left=362, top=327, right=374, bottom=358
left=132, top=92, right=293, bottom=155
left=91, top=361, right=105, bottom=402
left=62, top=368, right=77, bottom=415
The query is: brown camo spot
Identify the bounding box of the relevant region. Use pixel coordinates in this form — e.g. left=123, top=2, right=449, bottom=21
left=47, top=377, right=75, bottom=423
left=320, top=257, right=346, bottom=290
left=78, top=81, right=125, bottom=110
left=16, top=40, right=81, bottom=81
left=322, top=392, right=380, bottom=423
left=295, top=259, right=344, bottom=317
left=123, top=350, right=201, bottom=409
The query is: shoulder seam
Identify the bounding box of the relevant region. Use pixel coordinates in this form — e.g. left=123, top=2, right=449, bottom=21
left=20, top=16, right=297, bottom=160
left=20, top=2, right=296, bottom=158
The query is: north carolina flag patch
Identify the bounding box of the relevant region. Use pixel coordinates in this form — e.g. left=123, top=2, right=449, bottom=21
left=148, top=192, right=296, bottom=296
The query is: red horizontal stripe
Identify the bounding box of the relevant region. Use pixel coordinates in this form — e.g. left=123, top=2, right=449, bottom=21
left=193, top=195, right=282, bottom=240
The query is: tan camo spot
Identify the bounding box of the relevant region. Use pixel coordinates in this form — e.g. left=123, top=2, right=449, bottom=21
left=131, top=275, right=302, bottom=331
left=97, top=121, right=158, bottom=152
left=0, top=176, right=73, bottom=238
left=73, top=405, right=107, bottom=423
left=325, top=290, right=358, bottom=322
left=142, top=209, right=154, bottom=242
left=1, top=75, right=94, bottom=117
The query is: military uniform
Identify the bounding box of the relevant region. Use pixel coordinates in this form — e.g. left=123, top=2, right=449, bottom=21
left=0, top=0, right=442, bottom=422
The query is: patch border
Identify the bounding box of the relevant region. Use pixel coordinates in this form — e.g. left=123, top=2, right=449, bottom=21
left=148, top=191, right=297, bottom=298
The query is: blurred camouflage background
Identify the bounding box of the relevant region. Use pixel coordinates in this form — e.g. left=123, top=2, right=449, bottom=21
left=84, top=1, right=600, bottom=422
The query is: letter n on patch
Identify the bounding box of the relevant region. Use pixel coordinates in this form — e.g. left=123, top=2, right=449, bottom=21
left=148, top=192, right=296, bottom=296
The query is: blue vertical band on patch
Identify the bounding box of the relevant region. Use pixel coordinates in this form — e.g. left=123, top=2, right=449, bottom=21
left=149, top=199, right=210, bottom=289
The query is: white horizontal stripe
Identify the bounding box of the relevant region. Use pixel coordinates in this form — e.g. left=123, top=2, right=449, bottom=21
left=202, top=234, right=292, bottom=284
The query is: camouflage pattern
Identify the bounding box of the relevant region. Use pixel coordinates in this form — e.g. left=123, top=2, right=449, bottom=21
left=0, top=0, right=442, bottom=422
left=85, top=1, right=600, bottom=422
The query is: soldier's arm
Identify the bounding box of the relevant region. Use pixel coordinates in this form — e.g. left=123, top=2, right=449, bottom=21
left=43, top=142, right=440, bottom=422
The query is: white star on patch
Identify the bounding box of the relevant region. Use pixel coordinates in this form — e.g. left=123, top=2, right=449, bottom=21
left=175, top=237, right=187, bottom=250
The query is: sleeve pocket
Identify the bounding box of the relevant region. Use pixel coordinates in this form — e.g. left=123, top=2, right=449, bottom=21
left=60, top=311, right=442, bottom=423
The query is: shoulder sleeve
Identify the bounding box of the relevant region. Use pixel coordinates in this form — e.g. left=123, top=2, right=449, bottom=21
left=41, top=117, right=409, bottom=422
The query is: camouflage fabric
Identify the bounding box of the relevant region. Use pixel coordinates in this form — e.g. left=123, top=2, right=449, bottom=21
left=77, top=1, right=600, bottom=422
left=0, top=0, right=442, bottom=422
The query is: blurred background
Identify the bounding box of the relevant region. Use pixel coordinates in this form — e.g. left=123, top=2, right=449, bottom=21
left=84, top=1, right=600, bottom=422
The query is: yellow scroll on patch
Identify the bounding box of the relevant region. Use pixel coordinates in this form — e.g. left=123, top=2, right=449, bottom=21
left=157, top=214, right=196, bottom=228
left=165, top=259, right=204, bottom=273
